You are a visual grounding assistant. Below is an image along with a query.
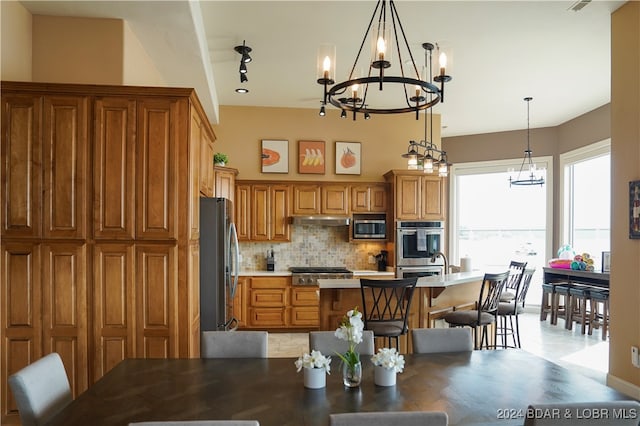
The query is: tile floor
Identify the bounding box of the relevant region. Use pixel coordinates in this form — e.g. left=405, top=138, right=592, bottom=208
left=268, top=308, right=609, bottom=384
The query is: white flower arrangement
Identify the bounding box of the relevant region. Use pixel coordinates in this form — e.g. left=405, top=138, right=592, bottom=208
left=371, top=347, right=405, bottom=373
left=294, top=350, right=331, bottom=374
left=334, top=307, right=365, bottom=368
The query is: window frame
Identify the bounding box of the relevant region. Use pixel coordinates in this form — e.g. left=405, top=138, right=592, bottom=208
left=449, top=155, right=554, bottom=267
left=559, top=139, right=611, bottom=249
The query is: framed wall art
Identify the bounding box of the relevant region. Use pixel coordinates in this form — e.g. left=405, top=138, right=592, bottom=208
left=298, top=140, right=325, bottom=174
left=335, top=141, right=361, bottom=175
left=261, top=139, right=288, bottom=173
left=601, top=251, right=611, bottom=273
left=630, top=180, right=640, bottom=238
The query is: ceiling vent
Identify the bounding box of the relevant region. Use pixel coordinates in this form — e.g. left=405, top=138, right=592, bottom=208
left=568, top=0, right=592, bottom=12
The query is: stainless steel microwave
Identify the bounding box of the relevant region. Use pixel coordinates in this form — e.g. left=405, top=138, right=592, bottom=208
left=352, top=218, right=386, bottom=239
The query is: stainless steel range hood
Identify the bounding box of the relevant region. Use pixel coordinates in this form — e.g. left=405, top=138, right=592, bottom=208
left=290, top=216, right=350, bottom=226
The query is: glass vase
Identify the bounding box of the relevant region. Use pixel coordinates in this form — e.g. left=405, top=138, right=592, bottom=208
left=342, top=361, right=362, bottom=388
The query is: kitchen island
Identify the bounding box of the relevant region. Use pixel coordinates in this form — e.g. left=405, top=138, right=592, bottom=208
left=318, top=271, right=484, bottom=353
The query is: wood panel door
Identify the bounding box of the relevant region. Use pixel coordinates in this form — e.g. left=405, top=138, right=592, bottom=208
left=322, top=184, right=349, bottom=215
left=235, top=184, right=251, bottom=241
left=136, top=99, right=178, bottom=240
left=1, top=94, right=42, bottom=238
left=187, top=242, right=200, bottom=358
left=395, top=175, right=421, bottom=220
left=42, top=96, right=89, bottom=240
left=421, top=176, right=445, bottom=220
left=1, top=243, right=42, bottom=420
left=370, top=184, right=388, bottom=213
left=351, top=185, right=371, bottom=213
left=135, top=244, right=178, bottom=359
left=41, top=242, right=88, bottom=398
left=93, top=243, right=135, bottom=382
left=292, top=184, right=320, bottom=215
left=270, top=184, right=290, bottom=241
left=251, top=185, right=270, bottom=241
left=93, top=97, right=136, bottom=240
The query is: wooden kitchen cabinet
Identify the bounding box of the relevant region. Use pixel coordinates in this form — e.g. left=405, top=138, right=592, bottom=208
left=248, top=277, right=289, bottom=328
left=290, top=287, right=320, bottom=327
left=385, top=170, right=446, bottom=221
left=233, top=277, right=249, bottom=328
left=238, top=181, right=291, bottom=242
left=293, top=183, right=350, bottom=215
left=214, top=165, right=238, bottom=201
left=351, top=183, right=388, bottom=213
left=1, top=82, right=211, bottom=424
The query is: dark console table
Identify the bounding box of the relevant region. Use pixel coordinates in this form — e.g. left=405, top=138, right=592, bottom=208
left=543, top=267, right=610, bottom=289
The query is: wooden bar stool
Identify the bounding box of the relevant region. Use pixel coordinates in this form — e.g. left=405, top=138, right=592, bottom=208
left=568, top=286, right=591, bottom=333
left=552, top=284, right=571, bottom=327
left=589, top=289, right=610, bottom=340
left=540, top=283, right=554, bottom=322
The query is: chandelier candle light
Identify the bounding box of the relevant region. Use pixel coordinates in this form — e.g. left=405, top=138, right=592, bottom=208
left=509, top=97, right=545, bottom=187
left=316, top=0, right=451, bottom=120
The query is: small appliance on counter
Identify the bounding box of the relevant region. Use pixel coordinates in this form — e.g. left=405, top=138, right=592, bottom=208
left=266, top=249, right=275, bottom=271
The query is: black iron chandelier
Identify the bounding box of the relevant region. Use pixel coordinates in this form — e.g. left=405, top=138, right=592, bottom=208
left=316, top=0, right=451, bottom=120
left=509, top=97, right=545, bottom=187
left=400, top=43, right=449, bottom=176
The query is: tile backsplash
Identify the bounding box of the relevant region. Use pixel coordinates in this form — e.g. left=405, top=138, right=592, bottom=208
left=239, top=225, right=386, bottom=271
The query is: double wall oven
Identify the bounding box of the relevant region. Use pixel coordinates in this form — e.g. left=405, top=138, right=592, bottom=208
left=395, top=220, right=445, bottom=278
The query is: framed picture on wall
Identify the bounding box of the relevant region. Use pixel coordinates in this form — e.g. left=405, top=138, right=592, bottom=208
left=630, top=180, right=640, bottom=238
left=601, top=251, right=611, bottom=273
left=298, top=140, right=325, bottom=174
left=335, top=141, right=361, bottom=175
left=261, top=139, right=288, bottom=173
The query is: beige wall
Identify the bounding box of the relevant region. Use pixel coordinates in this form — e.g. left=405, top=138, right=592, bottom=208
left=0, top=0, right=32, bottom=81
left=212, top=105, right=441, bottom=182
left=609, top=1, right=640, bottom=395
left=32, top=15, right=124, bottom=85
left=122, top=21, right=165, bottom=86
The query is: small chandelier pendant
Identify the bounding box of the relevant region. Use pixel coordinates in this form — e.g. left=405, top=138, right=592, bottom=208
left=509, top=97, right=545, bottom=187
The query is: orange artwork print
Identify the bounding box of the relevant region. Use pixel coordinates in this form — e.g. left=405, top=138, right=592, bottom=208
left=261, top=140, right=288, bottom=173
left=335, top=142, right=361, bottom=175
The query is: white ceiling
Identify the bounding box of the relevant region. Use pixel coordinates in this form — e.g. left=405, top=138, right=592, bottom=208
left=19, top=0, right=624, bottom=137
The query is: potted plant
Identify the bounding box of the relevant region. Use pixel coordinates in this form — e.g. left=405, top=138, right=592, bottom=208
left=371, top=347, right=405, bottom=386
left=334, top=307, right=365, bottom=387
left=294, top=350, right=331, bottom=389
left=213, top=153, right=228, bottom=166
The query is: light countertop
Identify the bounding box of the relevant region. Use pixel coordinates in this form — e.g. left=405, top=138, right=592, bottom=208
left=318, top=271, right=484, bottom=289
left=239, top=270, right=395, bottom=277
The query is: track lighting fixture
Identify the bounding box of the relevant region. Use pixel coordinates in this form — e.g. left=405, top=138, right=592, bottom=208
left=234, top=40, right=252, bottom=94
left=240, top=73, right=248, bottom=83
left=234, top=40, right=252, bottom=63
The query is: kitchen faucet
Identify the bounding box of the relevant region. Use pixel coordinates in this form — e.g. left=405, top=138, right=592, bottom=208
left=431, top=251, right=448, bottom=275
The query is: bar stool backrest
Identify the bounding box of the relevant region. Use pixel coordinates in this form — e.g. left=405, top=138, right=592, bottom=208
left=479, top=271, right=510, bottom=315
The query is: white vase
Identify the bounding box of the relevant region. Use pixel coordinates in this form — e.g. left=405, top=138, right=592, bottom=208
left=303, top=367, right=326, bottom=389
left=374, top=365, right=396, bottom=386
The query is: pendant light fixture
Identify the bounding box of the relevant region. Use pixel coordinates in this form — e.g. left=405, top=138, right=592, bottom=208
left=234, top=40, right=252, bottom=94
left=400, top=43, right=449, bottom=176
left=509, top=97, right=545, bottom=187
left=316, top=0, right=451, bottom=120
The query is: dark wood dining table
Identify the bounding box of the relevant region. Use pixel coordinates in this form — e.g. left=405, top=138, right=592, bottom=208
left=46, top=350, right=630, bottom=426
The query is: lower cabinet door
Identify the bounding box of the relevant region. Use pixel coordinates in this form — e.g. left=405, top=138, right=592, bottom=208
left=249, top=308, right=287, bottom=327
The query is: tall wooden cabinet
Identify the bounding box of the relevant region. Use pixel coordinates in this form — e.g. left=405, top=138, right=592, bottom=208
left=1, top=82, right=215, bottom=424
left=384, top=170, right=447, bottom=221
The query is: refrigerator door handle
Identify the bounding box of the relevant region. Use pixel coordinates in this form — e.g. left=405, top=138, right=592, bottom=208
left=228, top=222, right=239, bottom=298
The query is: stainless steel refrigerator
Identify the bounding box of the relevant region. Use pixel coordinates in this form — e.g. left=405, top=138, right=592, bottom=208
left=200, top=197, right=239, bottom=332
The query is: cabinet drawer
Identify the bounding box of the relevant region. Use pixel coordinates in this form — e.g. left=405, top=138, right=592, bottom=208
left=249, top=308, right=287, bottom=327
left=291, top=287, right=319, bottom=306
left=251, top=289, right=287, bottom=307
left=250, top=277, right=289, bottom=289
left=290, top=307, right=319, bottom=326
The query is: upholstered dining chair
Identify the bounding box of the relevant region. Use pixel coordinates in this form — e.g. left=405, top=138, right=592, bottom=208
left=524, top=400, right=640, bottom=425
left=499, top=260, right=527, bottom=302
left=201, top=331, right=268, bottom=358
left=411, top=328, right=473, bottom=353
left=309, top=330, right=376, bottom=356
left=497, top=268, right=535, bottom=348
left=129, top=422, right=259, bottom=426
left=8, top=352, right=73, bottom=426
left=443, top=271, right=510, bottom=349
left=359, top=277, right=419, bottom=349
left=329, top=411, right=448, bottom=426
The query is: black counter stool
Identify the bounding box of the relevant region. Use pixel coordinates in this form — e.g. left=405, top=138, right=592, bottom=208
left=552, top=284, right=571, bottom=328
left=497, top=268, right=535, bottom=348
left=589, top=289, right=610, bottom=340
left=568, top=285, right=591, bottom=334
left=500, top=260, right=527, bottom=302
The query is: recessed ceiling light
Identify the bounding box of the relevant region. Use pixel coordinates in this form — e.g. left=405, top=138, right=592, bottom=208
left=235, top=88, right=249, bottom=94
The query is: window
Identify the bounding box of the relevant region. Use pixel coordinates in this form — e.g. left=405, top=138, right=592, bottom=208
left=450, top=156, right=553, bottom=304
left=560, top=140, right=610, bottom=268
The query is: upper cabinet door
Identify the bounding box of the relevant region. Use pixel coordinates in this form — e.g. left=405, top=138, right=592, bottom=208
left=395, top=175, right=421, bottom=220
left=43, top=96, right=89, bottom=239
left=292, top=184, right=320, bottom=215
left=1, top=94, right=43, bottom=238
left=421, top=176, right=445, bottom=220
left=321, top=184, right=349, bottom=215
left=136, top=99, right=178, bottom=240
left=94, top=98, right=136, bottom=240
